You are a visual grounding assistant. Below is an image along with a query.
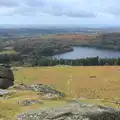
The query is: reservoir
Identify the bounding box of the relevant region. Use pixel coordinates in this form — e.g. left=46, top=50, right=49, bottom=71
left=54, top=47, right=120, bottom=59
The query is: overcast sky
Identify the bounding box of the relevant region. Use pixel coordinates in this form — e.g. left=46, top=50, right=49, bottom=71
left=0, top=0, right=120, bottom=27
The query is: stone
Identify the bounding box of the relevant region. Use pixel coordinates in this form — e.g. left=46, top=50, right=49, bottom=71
left=0, top=89, right=9, bottom=96
left=30, top=84, right=65, bottom=100
left=17, top=99, right=43, bottom=106
left=9, top=84, right=29, bottom=90
left=0, top=65, right=14, bottom=89
left=0, top=89, right=16, bottom=96
left=18, top=101, right=120, bottom=120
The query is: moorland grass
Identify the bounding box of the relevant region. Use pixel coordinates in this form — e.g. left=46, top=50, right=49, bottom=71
left=1, top=66, right=120, bottom=120
left=14, top=66, right=120, bottom=99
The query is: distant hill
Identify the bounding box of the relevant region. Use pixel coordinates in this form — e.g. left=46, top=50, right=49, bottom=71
left=1, top=31, right=120, bottom=65
left=0, top=27, right=120, bottom=37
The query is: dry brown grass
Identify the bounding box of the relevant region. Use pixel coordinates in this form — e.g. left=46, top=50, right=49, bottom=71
left=40, top=34, right=97, bottom=45
left=14, top=66, right=120, bottom=100
left=1, top=66, right=120, bottom=120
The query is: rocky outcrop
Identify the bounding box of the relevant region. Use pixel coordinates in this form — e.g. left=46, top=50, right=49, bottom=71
left=0, top=65, right=14, bottom=89
left=9, top=84, right=65, bottom=100
left=18, top=101, right=120, bottom=120
left=30, top=84, right=65, bottom=100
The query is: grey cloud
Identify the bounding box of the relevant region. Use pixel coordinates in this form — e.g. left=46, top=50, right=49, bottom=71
left=0, top=0, right=20, bottom=7
left=107, top=8, right=120, bottom=15
left=0, top=0, right=116, bottom=18
left=24, top=0, right=45, bottom=7
left=61, top=10, right=95, bottom=18
left=0, top=0, right=95, bottom=18
left=48, top=9, right=95, bottom=18
left=1, top=0, right=120, bottom=18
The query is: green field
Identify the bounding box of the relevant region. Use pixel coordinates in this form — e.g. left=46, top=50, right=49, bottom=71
left=0, top=50, right=17, bottom=55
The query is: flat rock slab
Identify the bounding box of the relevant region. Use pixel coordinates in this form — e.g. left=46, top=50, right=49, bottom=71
left=0, top=89, right=16, bottom=96
left=18, top=102, right=120, bottom=120
left=0, top=89, right=9, bottom=96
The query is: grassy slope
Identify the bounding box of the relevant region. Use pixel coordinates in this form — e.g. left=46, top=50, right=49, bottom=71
left=14, top=66, right=120, bottom=100
left=1, top=66, right=120, bottom=119
left=0, top=90, right=66, bottom=120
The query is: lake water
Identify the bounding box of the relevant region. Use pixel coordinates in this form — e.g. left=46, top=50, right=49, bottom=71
left=53, top=47, right=120, bottom=59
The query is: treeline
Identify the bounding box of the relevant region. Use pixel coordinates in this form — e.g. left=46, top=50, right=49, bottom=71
left=0, top=54, right=23, bottom=65
left=31, top=57, right=120, bottom=66
left=1, top=55, right=120, bottom=66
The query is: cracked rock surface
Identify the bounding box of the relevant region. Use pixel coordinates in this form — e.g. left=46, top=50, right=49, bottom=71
left=18, top=101, right=120, bottom=120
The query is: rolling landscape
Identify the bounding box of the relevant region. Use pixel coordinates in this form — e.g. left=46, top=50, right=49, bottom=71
left=1, top=0, right=120, bottom=120
left=0, top=28, right=120, bottom=119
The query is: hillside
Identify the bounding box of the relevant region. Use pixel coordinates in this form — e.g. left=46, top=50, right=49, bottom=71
left=3, top=32, right=120, bottom=56
left=1, top=32, right=120, bottom=66
left=1, top=66, right=120, bottom=119
left=14, top=66, right=120, bottom=99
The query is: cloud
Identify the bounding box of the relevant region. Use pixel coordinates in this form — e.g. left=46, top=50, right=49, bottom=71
left=0, top=0, right=20, bottom=7
left=106, top=7, right=120, bottom=16
left=0, top=0, right=120, bottom=19
left=0, top=0, right=96, bottom=18
left=24, top=0, right=45, bottom=7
